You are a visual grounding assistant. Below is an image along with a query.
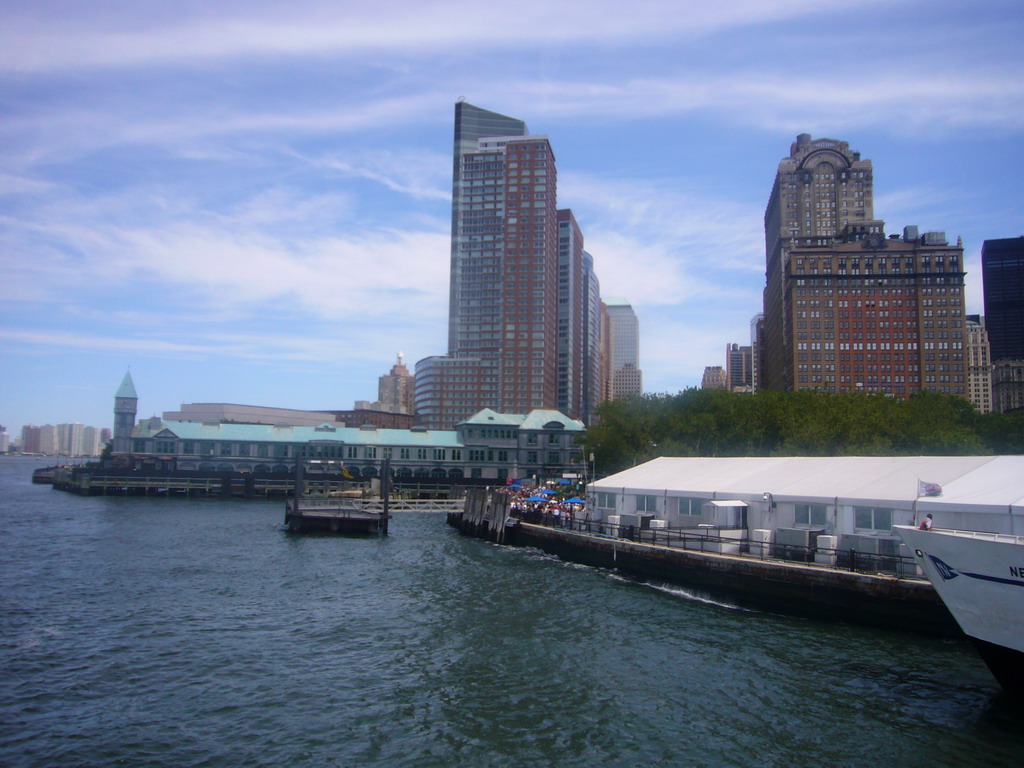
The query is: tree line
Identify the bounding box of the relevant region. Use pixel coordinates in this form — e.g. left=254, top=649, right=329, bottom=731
left=581, top=389, right=1024, bottom=476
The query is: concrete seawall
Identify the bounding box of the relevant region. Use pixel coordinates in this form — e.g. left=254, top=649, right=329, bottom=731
left=448, top=505, right=960, bottom=638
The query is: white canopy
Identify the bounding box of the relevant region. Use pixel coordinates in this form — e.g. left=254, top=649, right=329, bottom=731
left=592, top=455, right=1024, bottom=513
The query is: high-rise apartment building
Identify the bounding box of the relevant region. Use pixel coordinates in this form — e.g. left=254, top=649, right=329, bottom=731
left=601, top=298, right=642, bottom=400
left=416, top=102, right=598, bottom=429
left=581, top=251, right=602, bottom=423
left=376, top=353, right=415, bottom=414
left=981, top=236, right=1024, bottom=362
left=761, top=135, right=967, bottom=398
left=557, top=209, right=585, bottom=420
left=750, top=313, right=764, bottom=393
left=725, top=343, right=753, bottom=392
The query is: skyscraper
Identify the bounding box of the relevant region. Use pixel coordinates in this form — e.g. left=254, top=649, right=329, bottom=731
left=581, top=251, right=602, bottom=423
left=601, top=298, right=641, bottom=400
left=981, top=236, right=1024, bottom=362
left=965, top=316, right=993, bottom=414
left=761, top=135, right=967, bottom=398
left=557, top=209, right=585, bottom=419
left=416, top=102, right=596, bottom=429
left=725, top=343, right=753, bottom=392
left=377, top=353, right=415, bottom=414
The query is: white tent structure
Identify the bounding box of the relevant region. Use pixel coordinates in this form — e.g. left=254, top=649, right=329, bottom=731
left=588, top=456, right=1024, bottom=547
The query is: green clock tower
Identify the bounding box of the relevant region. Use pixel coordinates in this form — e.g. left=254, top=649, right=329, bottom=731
left=113, top=371, right=138, bottom=455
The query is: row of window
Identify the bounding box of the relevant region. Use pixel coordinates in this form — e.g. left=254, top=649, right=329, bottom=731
left=137, top=439, right=573, bottom=468
left=594, top=496, right=894, bottom=532
left=142, top=440, right=468, bottom=462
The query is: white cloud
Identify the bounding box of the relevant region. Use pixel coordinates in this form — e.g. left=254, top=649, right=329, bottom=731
left=510, top=70, right=1024, bottom=135
left=560, top=172, right=765, bottom=308
left=1, top=1, right=886, bottom=72
left=305, top=149, right=451, bottom=202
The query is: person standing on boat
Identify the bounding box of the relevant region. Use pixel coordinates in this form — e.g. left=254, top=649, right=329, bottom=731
left=919, top=513, right=934, bottom=531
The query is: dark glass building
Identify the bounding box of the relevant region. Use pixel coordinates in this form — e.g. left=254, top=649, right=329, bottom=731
left=981, top=236, right=1024, bottom=361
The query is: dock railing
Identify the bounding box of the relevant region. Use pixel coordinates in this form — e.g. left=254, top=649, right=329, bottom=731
left=515, top=510, right=923, bottom=580
left=292, top=497, right=465, bottom=514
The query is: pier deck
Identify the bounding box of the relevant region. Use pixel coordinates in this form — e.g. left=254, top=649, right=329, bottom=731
left=284, top=497, right=463, bottom=534
left=448, top=490, right=960, bottom=638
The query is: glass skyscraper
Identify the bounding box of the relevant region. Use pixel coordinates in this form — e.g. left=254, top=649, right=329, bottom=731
left=416, top=102, right=592, bottom=429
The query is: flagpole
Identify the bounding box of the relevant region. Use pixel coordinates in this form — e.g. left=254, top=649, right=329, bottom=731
left=913, top=478, right=919, bottom=527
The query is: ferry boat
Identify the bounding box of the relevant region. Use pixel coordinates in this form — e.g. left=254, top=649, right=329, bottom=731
left=895, top=525, right=1024, bottom=695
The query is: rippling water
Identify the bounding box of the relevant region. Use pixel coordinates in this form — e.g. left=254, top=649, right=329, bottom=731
left=2, top=457, right=1021, bottom=767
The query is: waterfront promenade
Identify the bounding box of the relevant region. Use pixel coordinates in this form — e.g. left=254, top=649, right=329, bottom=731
left=450, top=487, right=959, bottom=637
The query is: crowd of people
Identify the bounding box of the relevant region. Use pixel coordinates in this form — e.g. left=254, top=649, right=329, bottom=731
left=500, top=482, right=587, bottom=528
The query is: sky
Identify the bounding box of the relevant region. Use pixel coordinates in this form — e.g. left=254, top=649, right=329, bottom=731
left=2, top=0, right=1023, bottom=437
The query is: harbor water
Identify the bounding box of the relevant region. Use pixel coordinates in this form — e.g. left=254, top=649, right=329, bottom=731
left=2, top=457, right=1021, bottom=767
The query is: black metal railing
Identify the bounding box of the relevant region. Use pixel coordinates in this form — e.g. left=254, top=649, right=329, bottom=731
left=513, top=510, right=923, bottom=579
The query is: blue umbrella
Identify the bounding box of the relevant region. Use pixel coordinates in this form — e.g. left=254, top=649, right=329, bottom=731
left=525, top=495, right=548, bottom=502
left=538, top=489, right=557, bottom=495
left=564, top=497, right=586, bottom=505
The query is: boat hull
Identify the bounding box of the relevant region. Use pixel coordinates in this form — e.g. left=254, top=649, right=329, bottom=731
left=896, top=525, right=1024, bottom=695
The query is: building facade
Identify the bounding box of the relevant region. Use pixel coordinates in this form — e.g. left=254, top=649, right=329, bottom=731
left=377, top=353, right=415, bottom=415
left=113, top=371, right=138, bottom=454
left=992, top=359, right=1024, bottom=414
left=416, top=102, right=599, bottom=429
left=557, top=209, right=585, bottom=420
left=762, top=135, right=967, bottom=397
left=18, top=422, right=104, bottom=456
left=701, top=366, right=727, bottom=390
left=581, top=251, right=603, bottom=423
left=123, top=409, right=584, bottom=483
left=114, top=374, right=585, bottom=481
left=602, top=298, right=642, bottom=400
left=981, top=236, right=1024, bottom=362
left=725, top=343, right=753, bottom=392
left=589, top=456, right=1024, bottom=544
left=966, top=316, right=993, bottom=413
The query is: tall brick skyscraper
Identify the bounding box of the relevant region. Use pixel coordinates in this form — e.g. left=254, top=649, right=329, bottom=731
left=761, top=135, right=967, bottom=397
left=416, top=102, right=595, bottom=429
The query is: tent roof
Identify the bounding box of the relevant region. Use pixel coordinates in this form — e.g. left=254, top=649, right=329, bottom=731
left=591, top=456, right=1024, bottom=511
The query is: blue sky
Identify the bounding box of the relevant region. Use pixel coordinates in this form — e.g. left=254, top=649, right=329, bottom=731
left=2, top=0, right=1022, bottom=437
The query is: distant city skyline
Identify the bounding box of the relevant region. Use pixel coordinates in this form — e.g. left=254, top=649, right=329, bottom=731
left=2, top=1, right=1022, bottom=434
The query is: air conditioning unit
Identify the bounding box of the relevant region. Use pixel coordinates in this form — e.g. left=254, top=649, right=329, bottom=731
left=877, top=538, right=900, bottom=557
left=814, top=534, right=838, bottom=566
left=776, top=527, right=823, bottom=561
left=619, top=513, right=655, bottom=529
left=649, top=519, right=669, bottom=529
left=751, top=529, right=772, bottom=557
left=839, top=533, right=875, bottom=553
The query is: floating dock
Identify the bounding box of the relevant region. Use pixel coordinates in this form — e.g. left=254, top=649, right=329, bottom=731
left=284, top=497, right=464, bottom=534
left=285, top=496, right=389, bottom=534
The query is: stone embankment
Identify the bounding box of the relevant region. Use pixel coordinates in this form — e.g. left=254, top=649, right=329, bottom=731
left=448, top=489, right=959, bottom=638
